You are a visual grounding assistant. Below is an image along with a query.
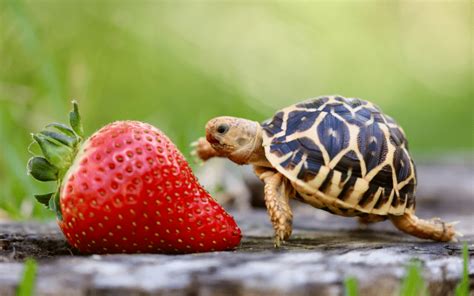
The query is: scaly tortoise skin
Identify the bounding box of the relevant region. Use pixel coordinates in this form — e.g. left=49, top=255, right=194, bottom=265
left=192, top=95, right=457, bottom=247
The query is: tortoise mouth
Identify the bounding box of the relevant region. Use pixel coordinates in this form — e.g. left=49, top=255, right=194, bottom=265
left=206, top=133, right=220, bottom=145
left=206, top=134, right=233, bottom=155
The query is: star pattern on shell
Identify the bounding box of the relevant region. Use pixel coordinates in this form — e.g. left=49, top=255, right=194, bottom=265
left=261, top=96, right=417, bottom=217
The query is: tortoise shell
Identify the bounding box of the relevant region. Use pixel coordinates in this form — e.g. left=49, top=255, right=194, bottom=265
left=260, top=96, right=417, bottom=217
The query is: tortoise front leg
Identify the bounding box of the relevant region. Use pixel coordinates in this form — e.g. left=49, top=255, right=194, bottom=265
left=190, top=137, right=220, bottom=162
left=255, top=167, right=293, bottom=247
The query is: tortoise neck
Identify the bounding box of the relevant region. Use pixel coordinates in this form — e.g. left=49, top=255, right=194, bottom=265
left=245, top=124, right=271, bottom=167
left=226, top=122, right=268, bottom=166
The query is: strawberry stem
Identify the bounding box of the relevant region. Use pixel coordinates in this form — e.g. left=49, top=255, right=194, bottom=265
left=27, top=101, right=84, bottom=219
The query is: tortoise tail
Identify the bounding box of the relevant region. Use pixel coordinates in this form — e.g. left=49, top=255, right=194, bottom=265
left=389, top=213, right=459, bottom=242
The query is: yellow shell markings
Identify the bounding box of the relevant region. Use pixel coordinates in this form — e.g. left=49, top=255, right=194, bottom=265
left=261, top=96, right=417, bottom=217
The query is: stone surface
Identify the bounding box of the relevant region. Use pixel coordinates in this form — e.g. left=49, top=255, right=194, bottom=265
left=0, top=160, right=473, bottom=296
left=0, top=208, right=473, bottom=296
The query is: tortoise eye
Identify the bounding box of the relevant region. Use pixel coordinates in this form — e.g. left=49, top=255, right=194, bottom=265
left=216, top=124, right=229, bottom=134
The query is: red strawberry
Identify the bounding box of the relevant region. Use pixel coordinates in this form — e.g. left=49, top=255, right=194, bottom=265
left=27, top=101, right=241, bottom=254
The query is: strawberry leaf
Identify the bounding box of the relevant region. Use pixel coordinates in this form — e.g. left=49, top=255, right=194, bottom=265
left=69, top=100, right=84, bottom=138
left=49, top=190, right=62, bottom=220
left=32, top=133, right=74, bottom=171
left=34, top=192, right=54, bottom=207
left=46, top=122, right=76, bottom=138
left=27, top=157, right=58, bottom=181
left=40, top=130, right=77, bottom=147
left=28, top=101, right=83, bottom=220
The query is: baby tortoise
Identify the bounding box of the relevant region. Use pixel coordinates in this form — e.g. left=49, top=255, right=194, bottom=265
left=192, top=96, right=458, bottom=247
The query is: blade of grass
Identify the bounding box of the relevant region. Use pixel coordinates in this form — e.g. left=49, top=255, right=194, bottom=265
left=399, top=261, right=427, bottom=296
left=17, top=258, right=37, bottom=296
left=344, top=276, right=359, bottom=296
left=455, top=243, right=470, bottom=296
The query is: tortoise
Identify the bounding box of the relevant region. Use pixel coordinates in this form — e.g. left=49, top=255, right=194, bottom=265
left=192, top=95, right=457, bottom=246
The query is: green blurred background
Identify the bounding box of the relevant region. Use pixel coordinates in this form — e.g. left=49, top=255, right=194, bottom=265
left=0, top=0, right=472, bottom=219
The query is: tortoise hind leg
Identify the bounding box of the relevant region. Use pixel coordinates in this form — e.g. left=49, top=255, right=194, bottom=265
left=389, top=213, right=458, bottom=242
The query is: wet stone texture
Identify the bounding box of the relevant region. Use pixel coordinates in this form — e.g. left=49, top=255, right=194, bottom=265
left=0, top=162, right=473, bottom=296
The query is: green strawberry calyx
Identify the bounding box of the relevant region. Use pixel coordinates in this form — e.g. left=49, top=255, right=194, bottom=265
left=27, top=101, right=84, bottom=219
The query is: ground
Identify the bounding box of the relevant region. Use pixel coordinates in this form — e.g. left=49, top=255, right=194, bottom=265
left=0, top=162, right=472, bottom=296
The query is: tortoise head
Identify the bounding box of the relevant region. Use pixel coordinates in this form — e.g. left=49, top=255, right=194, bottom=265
left=205, top=116, right=265, bottom=165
